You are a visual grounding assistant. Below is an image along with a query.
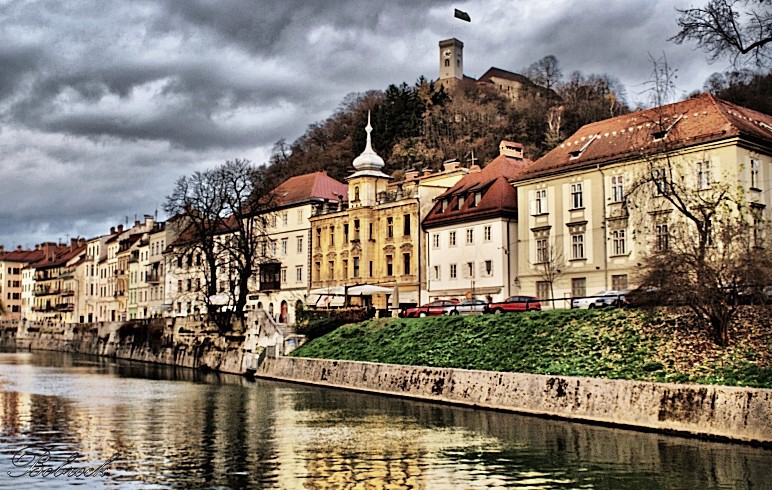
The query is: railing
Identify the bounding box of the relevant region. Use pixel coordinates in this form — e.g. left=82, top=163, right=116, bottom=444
left=33, top=287, right=60, bottom=296
left=146, top=273, right=161, bottom=284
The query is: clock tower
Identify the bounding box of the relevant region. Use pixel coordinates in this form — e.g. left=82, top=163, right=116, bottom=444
left=439, top=38, right=463, bottom=81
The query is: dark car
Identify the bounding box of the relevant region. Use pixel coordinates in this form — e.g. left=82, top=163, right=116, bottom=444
left=402, top=299, right=459, bottom=318
left=484, top=296, right=541, bottom=314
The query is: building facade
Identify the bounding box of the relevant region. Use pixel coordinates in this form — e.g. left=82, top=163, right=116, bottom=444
left=512, top=94, right=772, bottom=304
left=423, top=141, right=533, bottom=302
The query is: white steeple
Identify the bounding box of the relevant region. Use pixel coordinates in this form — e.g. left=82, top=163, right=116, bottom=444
left=348, top=111, right=390, bottom=180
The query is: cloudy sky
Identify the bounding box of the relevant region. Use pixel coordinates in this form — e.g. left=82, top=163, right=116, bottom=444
left=1, top=0, right=728, bottom=249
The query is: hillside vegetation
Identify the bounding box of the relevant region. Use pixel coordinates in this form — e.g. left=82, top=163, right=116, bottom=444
left=290, top=308, right=771, bottom=388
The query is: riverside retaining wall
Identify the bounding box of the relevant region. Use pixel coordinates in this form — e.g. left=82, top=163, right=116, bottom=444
left=256, top=356, right=772, bottom=445
left=0, top=321, right=255, bottom=375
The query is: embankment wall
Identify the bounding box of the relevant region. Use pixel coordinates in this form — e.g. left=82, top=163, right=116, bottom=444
left=256, top=356, right=772, bottom=445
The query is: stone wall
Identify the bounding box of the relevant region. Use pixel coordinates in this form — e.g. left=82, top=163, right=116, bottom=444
left=256, top=357, right=772, bottom=445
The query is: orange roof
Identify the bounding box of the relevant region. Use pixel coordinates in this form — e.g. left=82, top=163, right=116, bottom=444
left=0, top=248, right=45, bottom=263
left=271, top=171, right=348, bottom=208
left=423, top=152, right=533, bottom=228
left=514, top=94, right=772, bottom=182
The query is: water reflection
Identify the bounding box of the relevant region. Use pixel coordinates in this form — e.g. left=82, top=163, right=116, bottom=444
left=0, top=351, right=768, bottom=488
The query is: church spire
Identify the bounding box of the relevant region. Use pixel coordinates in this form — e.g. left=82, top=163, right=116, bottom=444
left=352, top=110, right=386, bottom=173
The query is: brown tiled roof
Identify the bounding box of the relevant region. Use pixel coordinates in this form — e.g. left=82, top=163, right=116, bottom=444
left=30, top=243, right=86, bottom=270
left=513, top=93, right=772, bottom=182
left=0, top=249, right=45, bottom=263
left=423, top=153, right=533, bottom=228
left=271, top=171, right=348, bottom=207
left=477, top=67, right=533, bottom=86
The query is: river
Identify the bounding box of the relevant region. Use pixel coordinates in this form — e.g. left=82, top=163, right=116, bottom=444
left=0, top=351, right=768, bottom=488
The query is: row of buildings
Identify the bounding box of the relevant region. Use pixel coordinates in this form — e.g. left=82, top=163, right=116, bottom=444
left=2, top=92, right=770, bottom=326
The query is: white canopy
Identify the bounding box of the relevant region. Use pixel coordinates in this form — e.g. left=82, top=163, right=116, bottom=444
left=308, top=286, right=347, bottom=296
left=348, top=284, right=393, bottom=296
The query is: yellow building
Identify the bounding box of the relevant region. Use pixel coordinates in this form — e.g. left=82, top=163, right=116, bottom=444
left=309, top=115, right=467, bottom=309
left=511, top=94, right=771, bottom=305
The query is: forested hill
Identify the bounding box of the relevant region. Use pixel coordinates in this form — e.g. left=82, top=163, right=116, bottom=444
left=264, top=64, right=771, bottom=184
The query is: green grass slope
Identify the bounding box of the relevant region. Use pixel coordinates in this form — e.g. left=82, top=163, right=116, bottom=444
left=291, top=308, right=771, bottom=388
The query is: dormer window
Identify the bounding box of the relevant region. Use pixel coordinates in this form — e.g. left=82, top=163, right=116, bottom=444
left=458, top=195, right=465, bottom=209
left=569, top=135, right=598, bottom=160
left=474, top=191, right=482, bottom=206
left=652, top=114, right=683, bottom=141
left=441, top=199, right=448, bottom=212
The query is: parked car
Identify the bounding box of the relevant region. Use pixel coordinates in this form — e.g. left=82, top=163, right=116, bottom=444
left=484, top=296, right=541, bottom=314
left=571, top=290, right=627, bottom=309
left=443, top=299, right=488, bottom=315
left=402, top=299, right=459, bottom=318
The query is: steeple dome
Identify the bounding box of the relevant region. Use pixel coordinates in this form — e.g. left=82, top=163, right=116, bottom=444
left=352, top=111, right=385, bottom=171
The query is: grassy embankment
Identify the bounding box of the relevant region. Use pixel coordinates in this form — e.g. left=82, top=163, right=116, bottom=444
left=291, top=308, right=772, bottom=388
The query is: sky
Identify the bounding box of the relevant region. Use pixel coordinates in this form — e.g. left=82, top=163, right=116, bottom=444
left=0, top=0, right=733, bottom=249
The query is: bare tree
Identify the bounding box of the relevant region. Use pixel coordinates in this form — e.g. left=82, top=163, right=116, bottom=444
left=670, top=0, right=772, bottom=68
left=531, top=237, right=566, bottom=304
left=165, top=159, right=278, bottom=331
left=527, top=55, right=563, bottom=90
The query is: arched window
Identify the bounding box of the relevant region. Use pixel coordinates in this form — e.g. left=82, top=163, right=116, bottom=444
left=354, top=186, right=360, bottom=201
left=444, top=59, right=450, bottom=67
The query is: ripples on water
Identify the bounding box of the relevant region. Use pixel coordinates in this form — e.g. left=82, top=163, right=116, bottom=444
left=0, top=351, right=768, bottom=488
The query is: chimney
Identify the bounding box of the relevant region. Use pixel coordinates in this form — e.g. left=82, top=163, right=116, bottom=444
left=405, top=169, right=420, bottom=180
left=337, top=194, right=343, bottom=212
left=35, top=244, right=40, bottom=251
left=443, top=159, right=460, bottom=172
left=134, top=220, right=140, bottom=228
left=0, top=246, right=3, bottom=254
left=144, top=214, right=154, bottom=229
left=110, top=227, right=115, bottom=234
left=71, top=238, right=78, bottom=249
left=469, top=164, right=482, bottom=173
left=17, top=245, right=22, bottom=252
left=117, top=224, right=124, bottom=233
left=499, top=140, right=524, bottom=159
left=43, top=242, right=56, bottom=261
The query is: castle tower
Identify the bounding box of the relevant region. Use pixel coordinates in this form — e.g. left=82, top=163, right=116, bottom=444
left=439, top=38, right=463, bottom=81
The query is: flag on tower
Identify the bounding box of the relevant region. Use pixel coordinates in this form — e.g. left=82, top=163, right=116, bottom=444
left=454, top=8, right=471, bottom=22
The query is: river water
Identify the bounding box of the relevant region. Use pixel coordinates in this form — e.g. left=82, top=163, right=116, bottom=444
left=0, top=351, right=768, bottom=489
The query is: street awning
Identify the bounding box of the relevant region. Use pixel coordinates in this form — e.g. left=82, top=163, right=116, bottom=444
left=348, top=284, right=393, bottom=295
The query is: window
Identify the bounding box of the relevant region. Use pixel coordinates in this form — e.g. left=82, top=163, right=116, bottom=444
left=314, top=262, right=321, bottom=281
left=281, top=238, right=288, bottom=256
left=571, top=278, right=587, bottom=298
left=369, top=261, right=373, bottom=277
left=297, top=209, right=303, bottom=224
left=342, top=260, right=348, bottom=279
left=329, top=226, right=335, bottom=245
left=612, top=274, right=628, bottom=291
left=458, top=195, right=465, bottom=209
left=449, top=231, right=457, bottom=247
left=353, top=257, right=360, bottom=278
left=474, top=192, right=482, bottom=207
left=354, top=186, right=360, bottom=201
left=316, top=228, right=322, bottom=247
left=570, top=183, right=583, bottom=209
left=432, top=234, right=440, bottom=249
left=653, top=168, right=668, bottom=195
left=444, top=58, right=450, bottom=67
left=697, top=161, right=711, bottom=190
left=281, top=212, right=288, bottom=226
left=450, top=264, right=457, bottom=279
left=280, top=268, right=287, bottom=284
left=571, top=234, right=585, bottom=259
left=403, top=214, right=411, bottom=236
left=611, top=229, right=627, bottom=255
left=464, top=262, right=474, bottom=278
left=536, top=281, right=551, bottom=300
left=611, top=175, right=624, bottom=202
left=750, top=159, right=760, bottom=189
left=466, top=228, right=474, bottom=245
left=403, top=253, right=411, bottom=275
left=344, top=224, right=349, bottom=242
left=484, top=226, right=492, bottom=242
left=655, top=224, right=669, bottom=252
left=483, top=260, right=493, bottom=276
left=432, top=265, right=440, bottom=280
left=296, top=266, right=303, bottom=283
left=533, top=189, right=548, bottom=215
left=297, top=236, right=303, bottom=254
left=354, top=220, right=360, bottom=240
left=387, top=217, right=394, bottom=238
left=536, top=239, right=548, bottom=263
left=441, top=200, right=448, bottom=212
left=369, top=223, right=373, bottom=241
left=328, top=261, right=334, bottom=279
left=386, top=255, right=393, bottom=276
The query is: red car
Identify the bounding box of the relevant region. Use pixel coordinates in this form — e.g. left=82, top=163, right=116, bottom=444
left=402, top=299, right=459, bottom=318
left=484, top=296, right=541, bottom=314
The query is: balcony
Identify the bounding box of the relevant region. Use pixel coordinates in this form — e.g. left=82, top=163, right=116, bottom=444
left=61, top=290, right=75, bottom=297
left=258, top=262, right=281, bottom=292
left=33, top=287, right=60, bottom=296
left=146, top=273, right=161, bottom=284
left=56, top=303, right=74, bottom=312
left=114, top=290, right=126, bottom=298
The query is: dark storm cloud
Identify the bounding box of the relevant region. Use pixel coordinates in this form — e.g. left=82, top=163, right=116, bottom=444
left=0, top=0, right=723, bottom=248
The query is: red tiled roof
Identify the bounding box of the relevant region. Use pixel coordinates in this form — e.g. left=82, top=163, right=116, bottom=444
left=30, top=243, right=86, bottom=270
left=0, top=249, right=45, bottom=263
left=513, top=94, right=772, bottom=182
left=423, top=153, right=534, bottom=228
left=271, top=171, right=348, bottom=207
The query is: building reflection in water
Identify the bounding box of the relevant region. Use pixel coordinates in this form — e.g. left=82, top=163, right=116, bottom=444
left=0, top=352, right=769, bottom=489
